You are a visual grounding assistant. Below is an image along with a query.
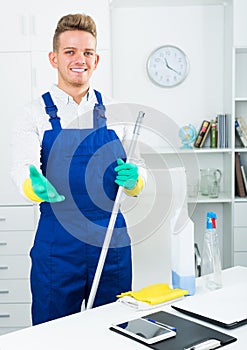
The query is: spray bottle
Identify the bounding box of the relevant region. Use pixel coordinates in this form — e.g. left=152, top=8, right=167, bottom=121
left=201, top=212, right=222, bottom=290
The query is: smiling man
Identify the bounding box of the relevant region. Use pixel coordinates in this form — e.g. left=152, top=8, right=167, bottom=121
left=49, top=25, right=99, bottom=102
left=11, top=13, right=146, bottom=326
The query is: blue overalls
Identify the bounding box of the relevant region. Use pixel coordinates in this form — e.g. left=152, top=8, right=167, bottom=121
left=30, top=90, right=132, bottom=325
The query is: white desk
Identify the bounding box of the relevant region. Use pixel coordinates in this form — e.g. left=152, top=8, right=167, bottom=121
left=0, top=266, right=246, bottom=350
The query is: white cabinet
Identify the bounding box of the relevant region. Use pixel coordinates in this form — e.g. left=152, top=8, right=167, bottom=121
left=0, top=206, right=35, bottom=334
left=0, top=0, right=112, bottom=205
left=0, top=52, right=32, bottom=205
left=233, top=203, right=247, bottom=267
left=232, top=48, right=247, bottom=267
left=0, top=0, right=110, bottom=52
left=0, top=0, right=112, bottom=335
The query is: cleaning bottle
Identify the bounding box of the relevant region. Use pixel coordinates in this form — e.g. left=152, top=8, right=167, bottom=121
left=201, top=212, right=222, bottom=290
left=170, top=168, right=196, bottom=295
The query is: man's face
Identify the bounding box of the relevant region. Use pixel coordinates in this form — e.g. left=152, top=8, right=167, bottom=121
left=49, top=30, right=99, bottom=90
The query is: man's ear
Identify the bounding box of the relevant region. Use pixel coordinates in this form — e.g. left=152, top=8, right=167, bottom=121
left=94, top=53, right=100, bottom=70
left=48, top=51, right=58, bottom=68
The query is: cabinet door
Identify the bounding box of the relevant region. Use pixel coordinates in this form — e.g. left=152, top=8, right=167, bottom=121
left=233, top=0, right=247, bottom=46
left=29, top=0, right=110, bottom=51
left=0, top=256, right=31, bottom=279
left=0, top=304, right=31, bottom=327
left=31, top=52, right=57, bottom=99
left=0, top=53, right=32, bottom=204
left=0, top=1, right=110, bottom=52
left=0, top=2, right=30, bottom=52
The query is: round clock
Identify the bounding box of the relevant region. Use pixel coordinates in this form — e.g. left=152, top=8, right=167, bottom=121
left=146, top=45, right=189, bottom=88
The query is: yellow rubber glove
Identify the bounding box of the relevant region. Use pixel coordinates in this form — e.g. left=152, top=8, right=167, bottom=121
left=23, top=165, right=65, bottom=203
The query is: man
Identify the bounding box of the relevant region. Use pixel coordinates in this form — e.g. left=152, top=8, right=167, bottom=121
left=11, top=13, right=146, bottom=325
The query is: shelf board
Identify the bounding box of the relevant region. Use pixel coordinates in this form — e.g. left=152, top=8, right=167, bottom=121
left=188, top=192, right=231, bottom=204
left=235, top=97, right=247, bottom=102
left=142, top=147, right=232, bottom=155
left=235, top=47, right=247, bottom=54
left=192, top=148, right=231, bottom=154
left=234, top=197, right=247, bottom=202
left=235, top=148, right=247, bottom=152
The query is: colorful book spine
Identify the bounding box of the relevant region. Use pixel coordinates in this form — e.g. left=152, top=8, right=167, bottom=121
left=235, top=152, right=246, bottom=198
left=194, top=120, right=211, bottom=148
left=210, top=121, right=217, bottom=148
left=235, top=118, right=247, bottom=147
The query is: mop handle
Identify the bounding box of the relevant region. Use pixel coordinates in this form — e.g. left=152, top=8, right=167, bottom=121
left=86, top=111, right=145, bottom=310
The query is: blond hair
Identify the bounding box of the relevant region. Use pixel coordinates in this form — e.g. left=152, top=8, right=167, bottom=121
left=53, top=13, right=97, bottom=51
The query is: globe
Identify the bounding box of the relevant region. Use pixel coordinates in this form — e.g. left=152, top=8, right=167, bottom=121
left=179, top=124, right=197, bottom=149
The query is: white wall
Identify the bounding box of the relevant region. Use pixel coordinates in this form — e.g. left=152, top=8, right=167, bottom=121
left=110, top=3, right=227, bottom=287
left=111, top=5, right=225, bottom=130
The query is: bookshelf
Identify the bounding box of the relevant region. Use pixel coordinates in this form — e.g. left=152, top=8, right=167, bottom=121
left=185, top=46, right=247, bottom=269
left=232, top=47, right=247, bottom=267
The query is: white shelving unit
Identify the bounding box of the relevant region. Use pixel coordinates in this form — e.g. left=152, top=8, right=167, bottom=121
left=232, top=46, right=247, bottom=266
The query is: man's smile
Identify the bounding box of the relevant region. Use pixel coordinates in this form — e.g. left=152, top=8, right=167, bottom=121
left=70, top=68, right=87, bottom=72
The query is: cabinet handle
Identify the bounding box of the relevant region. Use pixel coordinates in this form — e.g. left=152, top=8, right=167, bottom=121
left=32, top=68, right=37, bottom=88
left=0, top=314, right=10, bottom=318
left=0, top=218, right=6, bottom=222
left=0, top=290, right=9, bottom=294
left=0, top=266, right=8, bottom=270
left=30, top=15, right=36, bottom=36
left=0, top=242, right=7, bottom=246
left=20, top=15, right=28, bottom=36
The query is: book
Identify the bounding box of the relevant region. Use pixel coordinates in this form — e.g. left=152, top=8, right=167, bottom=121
left=239, top=154, right=247, bottom=191
left=241, top=165, right=247, bottom=192
left=235, top=152, right=246, bottom=197
left=225, top=113, right=230, bottom=148
left=194, top=120, right=211, bottom=148
left=215, top=113, right=230, bottom=148
left=236, top=117, right=247, bottom=146
left=235, top=118, right=247, bottom=147
left=210, top=120, right=217, bottom=148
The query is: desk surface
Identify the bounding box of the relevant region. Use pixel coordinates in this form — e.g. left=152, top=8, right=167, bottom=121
left=0, top=266, right=246, bottom=350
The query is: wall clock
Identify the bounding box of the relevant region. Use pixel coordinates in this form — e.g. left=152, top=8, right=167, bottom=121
left=146, top=45, right=189, bottom=88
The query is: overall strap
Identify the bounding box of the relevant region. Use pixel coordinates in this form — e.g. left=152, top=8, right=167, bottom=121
left=93, top=89, right=106, bottom=129
left=42, top=92, right=62, bottom=131
left=94, top=89, right=103, bottom=105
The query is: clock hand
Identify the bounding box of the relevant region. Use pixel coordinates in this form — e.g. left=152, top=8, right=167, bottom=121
left=164, top=57, right=179, bottom=74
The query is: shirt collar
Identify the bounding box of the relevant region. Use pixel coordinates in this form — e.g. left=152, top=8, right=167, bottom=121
left=50, top=84, right=92, bottom=105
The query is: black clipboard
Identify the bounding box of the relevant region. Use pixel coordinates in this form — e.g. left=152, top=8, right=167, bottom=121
left=170, top=282, right=247, bottom=330
left=172, top=304, right=247, bottom=329
left=110, top=311, right=237, bottom=349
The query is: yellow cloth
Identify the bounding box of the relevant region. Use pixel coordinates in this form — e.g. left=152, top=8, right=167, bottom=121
left=124, top=175, right=144, bottom=197
left=117, top=283, right=188, bottom=305
left=22, top=178, right=44, bottom=202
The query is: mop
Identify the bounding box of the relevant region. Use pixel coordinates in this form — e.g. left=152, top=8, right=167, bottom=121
left=86, top=111, right=145, bottom=310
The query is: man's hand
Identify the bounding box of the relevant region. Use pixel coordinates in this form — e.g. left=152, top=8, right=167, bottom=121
left=29, top=165, right=65, bottom=203
left=114, top=159, right=138, bottom=190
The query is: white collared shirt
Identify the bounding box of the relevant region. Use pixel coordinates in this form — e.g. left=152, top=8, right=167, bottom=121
left=11, top=84, right=146, bottom=197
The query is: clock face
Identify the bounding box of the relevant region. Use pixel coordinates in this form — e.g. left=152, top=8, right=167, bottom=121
left=146, top=45, right=189, bottom=87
